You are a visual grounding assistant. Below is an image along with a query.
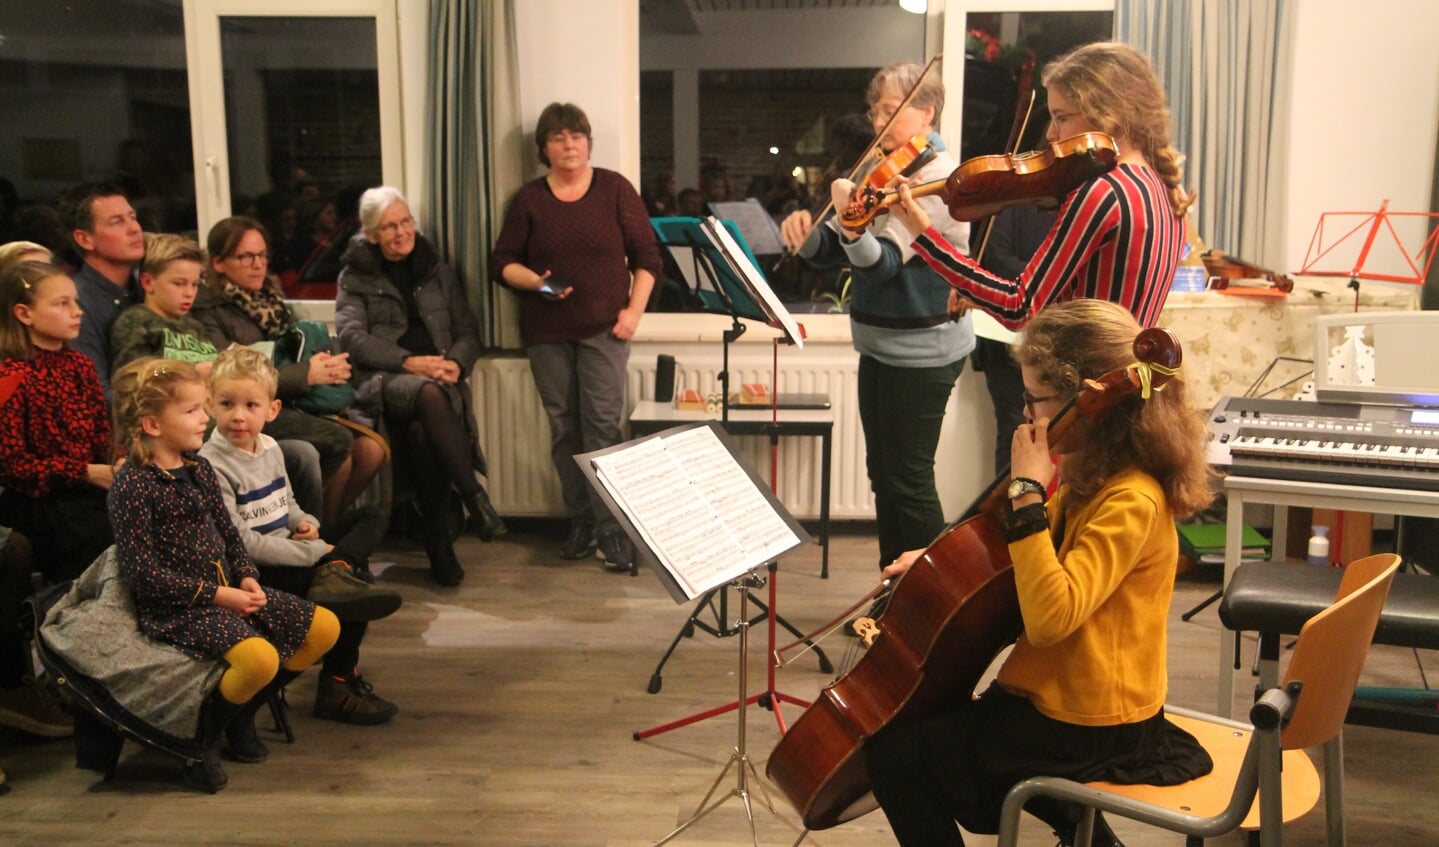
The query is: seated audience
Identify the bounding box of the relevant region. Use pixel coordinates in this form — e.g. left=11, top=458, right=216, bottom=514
left=336, top=186, right=504, bottom=587
left=0, top=260, right=110, bottom=740
left=198, top=348, right=400, bottom=729
left=193, top=216, right=384, bottom=525
left=56, top=183, right=145, bottom=402
left=108, top=357, right=340, bottom=793
left=109, top=233, right=218, bottom=380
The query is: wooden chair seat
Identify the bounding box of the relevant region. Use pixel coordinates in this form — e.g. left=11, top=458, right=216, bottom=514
left=1085, top=712, right=1320, bottom=828
left=996, top=553, right=1400, bottom=847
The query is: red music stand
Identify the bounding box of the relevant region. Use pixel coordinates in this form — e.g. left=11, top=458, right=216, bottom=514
left=633, top=218, right=827, bottom=740
left=1300, top=200, right=1439, bottom=303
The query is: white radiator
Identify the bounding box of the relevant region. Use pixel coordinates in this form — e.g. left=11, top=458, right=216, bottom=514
left=470, top=345, right=872, bottom=519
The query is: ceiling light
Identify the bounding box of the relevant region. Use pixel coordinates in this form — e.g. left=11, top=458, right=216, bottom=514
left=769, top=146, right=779, bottom=155
left=899, top=0, right=927, bottom=14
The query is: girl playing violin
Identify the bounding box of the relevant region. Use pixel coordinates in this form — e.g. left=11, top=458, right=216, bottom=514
left=867, top=299, right=1214, bottom=847
left=779, top=62, right=974, bottom=572
left=890, top=42, right=1191, bottom=330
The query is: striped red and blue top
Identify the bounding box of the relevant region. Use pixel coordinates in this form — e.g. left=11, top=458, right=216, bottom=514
left=911, top=164, right=1185, bottom=330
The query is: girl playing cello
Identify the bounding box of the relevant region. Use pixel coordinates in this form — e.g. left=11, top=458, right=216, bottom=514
left=867, top=299, right=1214, bottom=846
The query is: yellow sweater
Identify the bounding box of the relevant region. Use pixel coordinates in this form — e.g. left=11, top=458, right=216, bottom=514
left=996, top=469, right=1176, bottom=726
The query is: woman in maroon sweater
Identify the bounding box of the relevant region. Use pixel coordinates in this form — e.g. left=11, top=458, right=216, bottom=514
left=491, top=102, right=661, bottom=572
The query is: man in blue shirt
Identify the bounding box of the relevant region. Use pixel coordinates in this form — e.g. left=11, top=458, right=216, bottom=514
left=57, top=183, right=145, bottom=401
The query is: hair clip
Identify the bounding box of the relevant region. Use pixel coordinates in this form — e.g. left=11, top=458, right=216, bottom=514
left=151, top=365, right=170, bottom=378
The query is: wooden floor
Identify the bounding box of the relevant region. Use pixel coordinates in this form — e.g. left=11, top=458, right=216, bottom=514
left=2, top=526, right=1438, bottom=845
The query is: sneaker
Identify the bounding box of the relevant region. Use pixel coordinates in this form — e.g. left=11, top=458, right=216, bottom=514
left=313, top=673, right=398, bottom=725
left=308, top=561, right=403, bottom=621
left=0, top=682, right=73, bottom=738
left=558, top=521, right=597, bottom=560
left=596, top=528, right=635, bottom=574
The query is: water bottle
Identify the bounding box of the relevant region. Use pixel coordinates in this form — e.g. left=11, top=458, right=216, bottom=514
left=1307, top=525, right=1331, bottom=567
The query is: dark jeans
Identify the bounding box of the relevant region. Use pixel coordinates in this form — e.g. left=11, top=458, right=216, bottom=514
left=972, top=337, right=1027, bottom=476
left=255, top=504, right=387, bottom=677
left=526, top=331, right=630, bottom=531
left=857, top=354, right=965, bottom=568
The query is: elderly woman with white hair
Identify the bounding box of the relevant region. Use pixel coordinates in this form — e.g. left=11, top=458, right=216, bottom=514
left=335, top=186, right=503, bottom=586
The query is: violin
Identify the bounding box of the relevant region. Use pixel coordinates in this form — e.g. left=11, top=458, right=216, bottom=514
left=839, top=131, right=1119, bottom=230
left=766, top=327, right=1183, bottom=832
left=841, top=135, right=938, bottom=227
left=1200, top=249, right=1294, bottom=293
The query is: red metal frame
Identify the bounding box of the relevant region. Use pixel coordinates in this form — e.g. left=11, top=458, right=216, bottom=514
left=1300, top=199, right=1439, bottom=285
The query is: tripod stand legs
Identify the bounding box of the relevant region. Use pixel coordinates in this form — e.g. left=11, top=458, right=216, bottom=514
left=652, top=576, right=789, bottom=846
left=645, top=581, right=832, bottom=696
left=1181, top=587, right=1224, bottom=621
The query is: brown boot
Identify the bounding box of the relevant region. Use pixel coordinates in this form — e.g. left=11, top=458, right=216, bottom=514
left=308, top=561, right=402, bottom=621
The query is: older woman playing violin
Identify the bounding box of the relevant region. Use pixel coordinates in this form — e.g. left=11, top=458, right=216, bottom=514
left=780, top=62, right=974, bottom=575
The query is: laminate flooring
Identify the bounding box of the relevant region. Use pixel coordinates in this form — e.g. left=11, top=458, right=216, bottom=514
left=2, top=527, right=1437, bottom=845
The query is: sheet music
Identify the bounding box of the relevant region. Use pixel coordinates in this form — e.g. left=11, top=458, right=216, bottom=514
left=590, top=426, right=801, bottom=598
left=707, top=199, right=785, bottom=255
left=702, top=217, right=805, bottom=349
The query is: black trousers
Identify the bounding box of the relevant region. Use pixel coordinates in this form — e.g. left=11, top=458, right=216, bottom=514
left=255, top=504, right=388, bottom=677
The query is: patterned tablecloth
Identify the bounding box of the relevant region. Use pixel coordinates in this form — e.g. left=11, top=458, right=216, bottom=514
left=1157, top=275, right=1420, bottom=411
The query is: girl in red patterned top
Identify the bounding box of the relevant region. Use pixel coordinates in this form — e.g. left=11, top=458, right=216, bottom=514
left=0, top=259, right=115, bottom=737
left=889, top=42, right=1191, bottom=330
left=0, top=260, right=115, bottom=584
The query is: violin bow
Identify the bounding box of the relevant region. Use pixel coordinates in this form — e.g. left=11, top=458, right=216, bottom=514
left=774, top=53, right=944, bottom=269
left=973, top=54, right=1037, bottom=265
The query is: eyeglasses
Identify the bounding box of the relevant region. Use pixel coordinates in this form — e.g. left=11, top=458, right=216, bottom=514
left=376, top=217, right=415, bottom=237
left=1049, top=111, right=1083, bottom=128
left=229, top=251, right=270, bottom=267
left=1022, top=389, right=1060, bottom=418
left=866, top=105, right=903, bottom=123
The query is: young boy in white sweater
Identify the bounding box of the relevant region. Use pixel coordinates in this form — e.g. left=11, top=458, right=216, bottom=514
left=199, top=347, right=401, bottom=731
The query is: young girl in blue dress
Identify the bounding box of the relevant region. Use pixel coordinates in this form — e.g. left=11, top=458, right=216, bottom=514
left=108, top=357, right=339, bottom=792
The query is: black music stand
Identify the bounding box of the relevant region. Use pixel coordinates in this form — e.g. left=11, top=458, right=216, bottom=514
left=651, top=216, right=774, bottom=425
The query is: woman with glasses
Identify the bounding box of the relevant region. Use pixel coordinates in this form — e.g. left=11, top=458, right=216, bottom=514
left=336, top=187, right=503, bottom=587
left=193, top=216, right=385, bottom=526
left=868, top=299, right=1214, bottom=847
left=490, top=102, right=662, bottom=574
left=888, top=42, right=1191, bottom=331
left=779, top=63, right=975, bottom=574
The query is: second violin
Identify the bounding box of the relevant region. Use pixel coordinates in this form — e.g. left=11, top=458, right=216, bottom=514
left=840, top=131, right=1119, bottom=230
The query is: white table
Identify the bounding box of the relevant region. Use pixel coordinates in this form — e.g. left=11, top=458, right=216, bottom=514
left=1217, top=474, right=1439, bottom=715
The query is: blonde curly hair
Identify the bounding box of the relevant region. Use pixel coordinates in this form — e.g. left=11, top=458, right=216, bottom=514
left=1042, top=41, right=1194, bottom=218
left=111, top=357, right=205, bottom=467
left=1013, top=299, right=1213, bottom=518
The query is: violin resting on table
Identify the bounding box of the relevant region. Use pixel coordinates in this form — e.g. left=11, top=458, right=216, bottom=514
left=1200, top=250, right=1295, bottom=293
left=839, top=131, right=1119, bottom=230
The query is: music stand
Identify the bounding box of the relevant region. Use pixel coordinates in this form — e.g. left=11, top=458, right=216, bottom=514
left=644, top=219, right=827, bottom=733
left=576, top=424, right=808, bottom=842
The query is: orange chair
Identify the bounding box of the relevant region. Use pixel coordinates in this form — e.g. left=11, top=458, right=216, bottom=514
left=995, top=552, right=1400, bottom=847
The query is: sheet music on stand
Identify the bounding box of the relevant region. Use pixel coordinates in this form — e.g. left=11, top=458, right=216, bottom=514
left=699, top=216, right=805, bottom=348
left=577, top=422, right=809, bottom=602
left=707, top=199, right=786, bottom=256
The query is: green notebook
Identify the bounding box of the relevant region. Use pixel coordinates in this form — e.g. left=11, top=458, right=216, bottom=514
left=1178, top=522, right=1270, bottom=556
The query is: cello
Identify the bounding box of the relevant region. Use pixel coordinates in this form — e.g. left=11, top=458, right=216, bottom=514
left=765, top=327, right=1183, bottom=831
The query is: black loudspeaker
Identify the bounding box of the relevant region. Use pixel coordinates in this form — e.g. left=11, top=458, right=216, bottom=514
left=654, top=354, right=676, bottom=403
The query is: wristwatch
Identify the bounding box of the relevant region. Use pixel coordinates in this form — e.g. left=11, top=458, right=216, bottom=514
left=1006, top=477, right=1047, bottom=502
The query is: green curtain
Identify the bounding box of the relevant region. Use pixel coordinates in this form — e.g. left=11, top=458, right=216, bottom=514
left=425, top=0, right=524, bottom=349
left=1115, top=0, right=1291, bottom=267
